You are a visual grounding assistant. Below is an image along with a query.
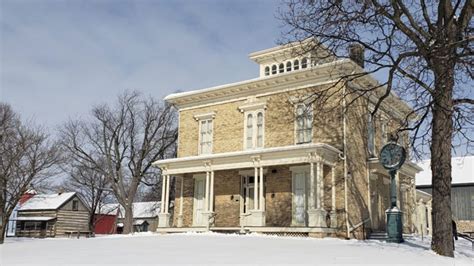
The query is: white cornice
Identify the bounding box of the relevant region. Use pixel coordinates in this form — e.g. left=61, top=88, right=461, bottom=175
left=153, top=143, right=341, bottom=175
left=193, top=112, right=216, bottom=121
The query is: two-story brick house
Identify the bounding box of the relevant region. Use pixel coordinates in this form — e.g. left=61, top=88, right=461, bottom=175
left=153, top=40, right=422, bottom=239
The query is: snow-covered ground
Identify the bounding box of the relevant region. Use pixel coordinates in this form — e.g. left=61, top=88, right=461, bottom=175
left=0, top=233, right=472, bottom=265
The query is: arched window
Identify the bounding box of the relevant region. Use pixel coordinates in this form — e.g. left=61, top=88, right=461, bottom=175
left=294, top=60, right=299, bottom=70
left=264, top=66, right=270, bottom=76
left=271, top=65, right=277, bottom=75
left=286, top=61, right=292, bottom=72
left=301, top=58, right=308, bottom=69
left=246, top=114, right=253, bottom=149
left=279, top=63, right=284, bottom=73
left=257, top=112, right=264, bottom=148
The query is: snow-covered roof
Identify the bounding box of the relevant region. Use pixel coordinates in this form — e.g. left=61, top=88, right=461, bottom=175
left=15, top=216, right=56, bottom=221
left=97, top=201, right=160, bottom=218
left=19, top=192, right=76, bottom=211
left=416, top=156, right=474, bottom=186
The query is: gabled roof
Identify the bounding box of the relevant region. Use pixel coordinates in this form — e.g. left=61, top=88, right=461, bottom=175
left=97, top=201, right=161, bottom=219
left=19, top=192, right=76, bottom=211
left=416, top=156, right=474, bottom=186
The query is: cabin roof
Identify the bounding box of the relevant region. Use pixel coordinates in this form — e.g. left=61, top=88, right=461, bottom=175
left=19, top=192, right=76, bottom=211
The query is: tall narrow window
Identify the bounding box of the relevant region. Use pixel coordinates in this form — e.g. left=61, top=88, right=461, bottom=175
left=286, top=61, right=292, bottom=72
left=244, top=110, right=264, bottom=150
left=367, top=114, right=375, bottom=157
left=264, top=66, right=270, bottom=76
left=257, top=112, right=264, bottom=148
left=246, top=114, right=253, bottom=149
left=199, top=119, right=213, bottom=155
left=301, top=58, right=308, bottom=68
left=271, top=65, right=277, bottom=75
left=294, top=60, right=300, bottom=70
left=279, top=63, right=284, bottom=73
left=295, top=104, right=313, bottom=144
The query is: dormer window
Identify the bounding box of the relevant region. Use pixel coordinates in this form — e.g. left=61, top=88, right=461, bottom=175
left=264, top=66, right=270, bottom=76
left=279, top=63, right=284, bottom=73
left=294, top=60, right=299, bottom=70
left=286, top=62, right=292, bottom=72
left=301, top=58, right=308, bottom=69
left=271, top=65, right=277, bottom=75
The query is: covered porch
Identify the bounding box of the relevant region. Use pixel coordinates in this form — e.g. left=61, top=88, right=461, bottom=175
left=154, top=143, right=343, bottom=235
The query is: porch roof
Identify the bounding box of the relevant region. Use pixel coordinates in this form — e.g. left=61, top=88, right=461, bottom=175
left=368, top=158, right=423, bottom=177
left=153, top=143, right=341, bottom=175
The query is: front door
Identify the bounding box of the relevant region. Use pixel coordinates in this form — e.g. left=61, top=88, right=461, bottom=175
left=292, top=171, right=307, bottom=226
left=193, top=177, right=206, bottom=226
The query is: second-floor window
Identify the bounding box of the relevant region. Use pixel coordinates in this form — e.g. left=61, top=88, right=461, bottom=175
left=245, top=111, right=264, bottom=150
left=199, top=119, right=213, bottom=155
left=295, top=104, right=313, bottom=144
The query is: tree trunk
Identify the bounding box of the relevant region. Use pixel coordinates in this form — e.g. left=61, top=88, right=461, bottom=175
left=430, top=66, right=455, bottom=257
left=122, top=203, right=134, bottom=234
left=0, top=218, right=7, bottom=244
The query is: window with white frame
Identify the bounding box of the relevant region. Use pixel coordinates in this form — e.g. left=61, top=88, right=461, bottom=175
left=198, top=118, right=213, bottom=155
left=244, top=110, right=264, bottom=150
left=295, top=103, right=313, bottom=144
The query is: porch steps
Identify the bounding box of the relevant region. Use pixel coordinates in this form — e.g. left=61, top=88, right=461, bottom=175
left=368, top=232, right=387, bottom=240
left=368, top=232, right=416, bottom=241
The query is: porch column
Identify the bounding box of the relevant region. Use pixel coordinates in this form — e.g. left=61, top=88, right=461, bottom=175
left=158, top=174, right=171, bottom=228
left=160, top=175, right=166, bottom=213
left=330, top=166, right=337, bottom=228
left=254, top=167, right=259, bottom=210
left=316, top=162, right=321, bottom=209
left=210, top=171, right=215, bottom=212
left=205, top=171, right=210, bottom=212
left=164, top=175, right=170, bottom=212
left=309, top=161, right=315, bottom=209
left=259, top=166, right=264, bottom=211
left=319, top=162, right=325, bottom=209
left=308, top=158, right=327, bottom=227
left=177, top=176, right=184, bottom=227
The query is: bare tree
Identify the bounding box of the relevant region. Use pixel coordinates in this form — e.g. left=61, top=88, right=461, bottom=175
left=279, top=0, right=472, bottom=257
left=0, top=103, right=62, bottom=244
left=60, top=161, right=112, bottom=233
left=60, top=91, right=177, bottom=234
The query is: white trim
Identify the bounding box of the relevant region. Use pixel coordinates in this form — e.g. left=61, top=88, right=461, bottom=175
left=155, top=143, right=341, bottom=175
left=238, top=102, right=267, bottom=113
left=193, top=112, right=216, bottom=121
left=178, top=79, right=341, bottom=112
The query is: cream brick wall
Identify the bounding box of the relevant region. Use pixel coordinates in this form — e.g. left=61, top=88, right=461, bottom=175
left=177, top=84, right=344, bottom=157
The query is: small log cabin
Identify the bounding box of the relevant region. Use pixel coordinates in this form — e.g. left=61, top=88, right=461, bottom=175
left=16, top=192, right=90, bottom=238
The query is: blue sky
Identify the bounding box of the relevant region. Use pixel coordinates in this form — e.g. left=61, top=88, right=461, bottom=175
left=1, top=0, right=282, bottom=127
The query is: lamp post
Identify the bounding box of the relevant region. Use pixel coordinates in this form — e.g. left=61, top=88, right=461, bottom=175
left=380, top=140, right=406, bottom=243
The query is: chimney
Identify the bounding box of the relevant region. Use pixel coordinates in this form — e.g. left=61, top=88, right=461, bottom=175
left=348, top=43, right=365, bottom=68
left=19, top=189, right=37, bottom=205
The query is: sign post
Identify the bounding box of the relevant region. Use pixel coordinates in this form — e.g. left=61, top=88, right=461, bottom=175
left=380, top=141, right=406, bottom=243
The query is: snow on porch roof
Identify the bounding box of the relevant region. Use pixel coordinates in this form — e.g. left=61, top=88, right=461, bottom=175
left=19, top=192, right=76, bottom=211
left=416, top=156, right=474, bottom=186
